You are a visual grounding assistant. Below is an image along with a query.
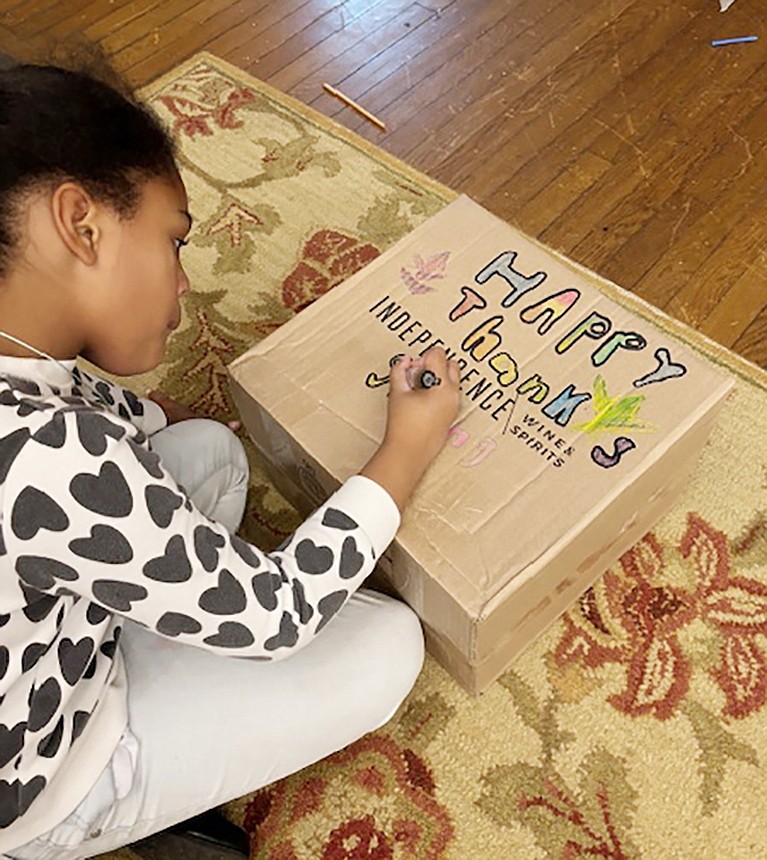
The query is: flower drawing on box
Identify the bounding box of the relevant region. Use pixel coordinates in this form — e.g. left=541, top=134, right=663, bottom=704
left=554, top=514, right=767, bottom=721
left=282, top=229, right=380, bottom=313
left=400, top=251, right=450, bottom=294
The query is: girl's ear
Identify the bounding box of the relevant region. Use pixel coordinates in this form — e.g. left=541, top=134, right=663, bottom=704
left=50, top=182, right=101, bottom=266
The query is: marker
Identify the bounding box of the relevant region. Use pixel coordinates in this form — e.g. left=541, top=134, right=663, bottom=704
left=390, top=354, right=442, bottom=390
left=407, top=368, right=442, bottom=390
left=711, top=35, right=758, bottom=46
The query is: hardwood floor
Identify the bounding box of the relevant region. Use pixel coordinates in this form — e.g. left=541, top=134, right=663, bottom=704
left=1, top=0, right=765, bottom=369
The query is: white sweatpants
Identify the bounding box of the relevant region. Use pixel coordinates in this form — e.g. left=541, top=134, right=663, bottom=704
left=8, top=419, right=424, bottom=860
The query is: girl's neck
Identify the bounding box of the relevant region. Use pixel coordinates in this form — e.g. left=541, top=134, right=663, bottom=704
left=0, top=271, right=81, bottom=361
left=0, top=329, right=72, bottom=364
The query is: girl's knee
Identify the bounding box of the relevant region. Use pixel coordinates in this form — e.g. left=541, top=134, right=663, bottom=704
left=151, top=419, right=249, bottom=531
left=353, top=590, right=425, bottom=727
left=192, top=419, right=248, bottom=478
left=178, top=419, right=250, bottom=493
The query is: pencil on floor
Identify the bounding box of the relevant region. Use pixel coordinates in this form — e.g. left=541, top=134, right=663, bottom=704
left=711, top=35, right=758, bottom=46
left=322, top=83, right=387, bottom=132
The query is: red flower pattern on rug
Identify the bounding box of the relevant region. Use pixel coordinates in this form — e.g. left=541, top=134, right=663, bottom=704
left=282, top=230, right=380, bottom=313
left=242, top=734, right=454, bottom=859
left=159, top=86, right=256, bottom=138
left=555, top=513, right=767, bottom=719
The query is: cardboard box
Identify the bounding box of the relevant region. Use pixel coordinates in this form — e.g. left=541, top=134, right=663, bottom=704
left=228, top=196, right=733, bottom=695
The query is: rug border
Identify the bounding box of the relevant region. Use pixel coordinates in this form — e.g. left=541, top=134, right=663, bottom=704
left=139, top=50, right=458, bottom=205
left=141, top=51, right=767, bottom=392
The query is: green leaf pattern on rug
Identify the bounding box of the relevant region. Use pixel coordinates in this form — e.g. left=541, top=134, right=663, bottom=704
left=250, top=134, right=341, bottom=184
left=194, top=195, right=281, bottom=275
left=477, top=749, right=639, bottom=860
left=370, top=169, right=447, bottom=219
left=357, top=195, right=420, bottom=249
left=156, top=289, right=251, bottom=420
left=242, top=292, right=295, bottom=343
left=730, top=511, right=767, bottom=570
left=683, top=700, right=758, bottom=816
left=395, top=691, right=457, bottom=749
left=357, top=188, right=445, bottom=250
left=498, top=671, right=575, bottom=763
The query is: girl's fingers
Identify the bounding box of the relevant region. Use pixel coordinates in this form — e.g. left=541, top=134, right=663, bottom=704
left=419, top=348, right=461, bottom=390
left=389, top=354, right=415, bottom=393
left=421, top=346, right=450, bottom=376
left=391, top=350, right=461, bottom=393
left=446, top=359, right=461, bottom=386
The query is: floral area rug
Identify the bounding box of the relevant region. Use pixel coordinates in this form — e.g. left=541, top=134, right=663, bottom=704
left=97, top=53, right=767, bottom=860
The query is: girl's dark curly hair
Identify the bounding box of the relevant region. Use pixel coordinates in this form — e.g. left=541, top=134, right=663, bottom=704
left=0, top=44, right=178, bottom=277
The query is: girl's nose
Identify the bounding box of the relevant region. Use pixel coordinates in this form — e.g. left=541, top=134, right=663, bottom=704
left=177, top=265, right=191, bottom=297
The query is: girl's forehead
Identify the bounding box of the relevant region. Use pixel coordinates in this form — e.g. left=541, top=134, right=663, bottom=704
left=142, top=174, right=189, bottom=217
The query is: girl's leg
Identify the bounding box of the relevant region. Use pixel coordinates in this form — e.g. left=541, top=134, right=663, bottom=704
left=7, top=420, right=424, bottom=859
left=21, top=590, right=424, bottom=860
left=148, top=418, right=250, bottom=534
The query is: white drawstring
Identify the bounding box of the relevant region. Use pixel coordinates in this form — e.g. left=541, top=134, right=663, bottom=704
left=0, top=329, right=76, bottom=378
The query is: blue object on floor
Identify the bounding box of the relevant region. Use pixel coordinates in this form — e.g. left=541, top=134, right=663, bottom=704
left=711, top=35, right=758, bottom=46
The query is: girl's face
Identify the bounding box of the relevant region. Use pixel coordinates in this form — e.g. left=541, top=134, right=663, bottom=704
left=79, top=174, right=192, bottom=376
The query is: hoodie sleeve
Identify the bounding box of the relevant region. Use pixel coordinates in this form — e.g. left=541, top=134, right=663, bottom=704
left=3, top=408, right=401, bottom=659
left=73, top=368, right=168, bottom=437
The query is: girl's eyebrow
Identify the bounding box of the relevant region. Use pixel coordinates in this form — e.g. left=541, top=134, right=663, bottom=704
left=179, top=210, right=193, bottom=228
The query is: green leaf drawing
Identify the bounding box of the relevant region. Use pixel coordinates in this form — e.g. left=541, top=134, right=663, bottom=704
left=574, top=374, right=656, bottom=434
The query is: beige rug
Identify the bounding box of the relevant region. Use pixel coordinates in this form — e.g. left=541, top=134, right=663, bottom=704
left=97, top=52, right=767, bottom=860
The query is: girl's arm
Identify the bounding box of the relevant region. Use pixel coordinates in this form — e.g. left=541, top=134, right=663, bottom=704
left=3, top=409, right=398, bottom=659
left=361, top=349, right=462, bottom=512
left=5, top=348, right=459, bottom=658
left=72, top=367, right=168, bottom=436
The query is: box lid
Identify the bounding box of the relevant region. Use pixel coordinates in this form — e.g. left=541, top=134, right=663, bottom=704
left=229, top=196, right=733, bottom=619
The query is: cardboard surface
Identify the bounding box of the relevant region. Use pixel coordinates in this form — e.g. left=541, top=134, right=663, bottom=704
left=229, top=196, right=733, bottom=694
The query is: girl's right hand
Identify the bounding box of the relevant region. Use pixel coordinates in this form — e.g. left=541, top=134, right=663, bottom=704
left=385, top=348, right=461, bottom=465
left=360, top=347, right=461, bottom=512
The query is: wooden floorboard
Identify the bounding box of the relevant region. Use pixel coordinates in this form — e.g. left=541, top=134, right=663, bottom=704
left=268, top=0, right=438, bottom=97
left=0, top=0, right=765, bottom=368
left=558, top=59, right=767, bottom=277
left=440, top=0, right=678, bottom=203
left=482, top=0, right=702, bottom=214
left=301, top=0, right=469, bottom=112
left=237, top=0, right=407, bottom=82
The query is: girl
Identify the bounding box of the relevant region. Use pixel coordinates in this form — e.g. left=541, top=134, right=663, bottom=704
left=0, top=58, right=460, bottom=859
